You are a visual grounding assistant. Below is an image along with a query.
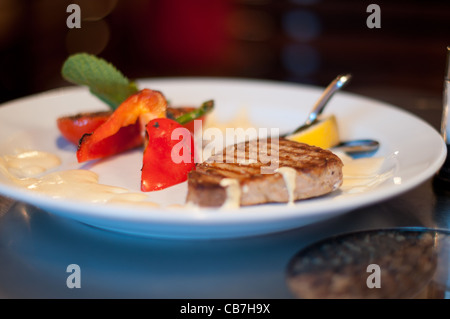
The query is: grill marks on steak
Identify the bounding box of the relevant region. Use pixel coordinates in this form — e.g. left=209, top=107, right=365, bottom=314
left=186, top=138, right=343, bottom=207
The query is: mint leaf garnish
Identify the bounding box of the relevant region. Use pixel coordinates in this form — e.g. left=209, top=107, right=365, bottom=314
left=61, top=53, right=139, bottom=109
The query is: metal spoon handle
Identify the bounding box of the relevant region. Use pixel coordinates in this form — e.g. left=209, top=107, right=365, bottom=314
left=289, top=73, right=352, bottom=136
left=304, top=73, right=352, bottom=126
left=286, top=73, right=352, bottom=136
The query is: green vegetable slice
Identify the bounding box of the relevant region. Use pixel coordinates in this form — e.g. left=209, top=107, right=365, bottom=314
left=175, top=100, right=214, bottom=124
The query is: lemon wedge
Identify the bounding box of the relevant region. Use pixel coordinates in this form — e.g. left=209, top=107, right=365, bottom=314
left=285, top=114, right=340, bottom=149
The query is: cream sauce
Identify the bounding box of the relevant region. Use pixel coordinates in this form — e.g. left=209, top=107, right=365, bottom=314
left=176, top=201, right=200, bottom=210
left=219, top=178, right=241, bottom=209
left=1, top=150, right=61, bottom=178
left=0, top=150, right=159, bottom=206
left=334, top=151, right=390, bottom=194
left=277, top=167, right=297, bottom=206
left=0, top=149, right=391, bottom=209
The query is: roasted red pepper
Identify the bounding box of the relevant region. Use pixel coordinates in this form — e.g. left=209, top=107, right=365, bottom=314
left=57, top=111, right=112, bottom=145
left=77, top=89, right=167, bottom=163
left=58, top=100, right=213, bottom=148
left=57, top=108, right=198, bottom=146
left=141, top=118, right=196, bottom=192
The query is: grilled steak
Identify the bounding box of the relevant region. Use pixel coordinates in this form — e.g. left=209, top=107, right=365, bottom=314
left=186, top=138, right=343, bottom=207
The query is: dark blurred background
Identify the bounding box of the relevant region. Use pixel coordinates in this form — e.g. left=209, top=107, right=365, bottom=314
left=0, top=0, right=449, bottom=126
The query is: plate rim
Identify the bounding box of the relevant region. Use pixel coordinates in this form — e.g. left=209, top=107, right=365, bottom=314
left=0, top=77, right=446, bottom=238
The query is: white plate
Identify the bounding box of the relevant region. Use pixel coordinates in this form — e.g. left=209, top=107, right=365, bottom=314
left=0, top=78, right=446, bottom=239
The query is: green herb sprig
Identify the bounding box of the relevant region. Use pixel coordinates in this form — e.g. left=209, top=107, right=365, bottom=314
left=61, top=53, right=139, bottom=109
left=61, top=53, right=214, bottom=120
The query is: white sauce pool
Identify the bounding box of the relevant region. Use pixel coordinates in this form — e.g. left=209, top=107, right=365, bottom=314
left=334, top=151, right=390, bottom=194
left=0, top=150, right=158, bottom=206
left=0, top=149, right=390, bottom=209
